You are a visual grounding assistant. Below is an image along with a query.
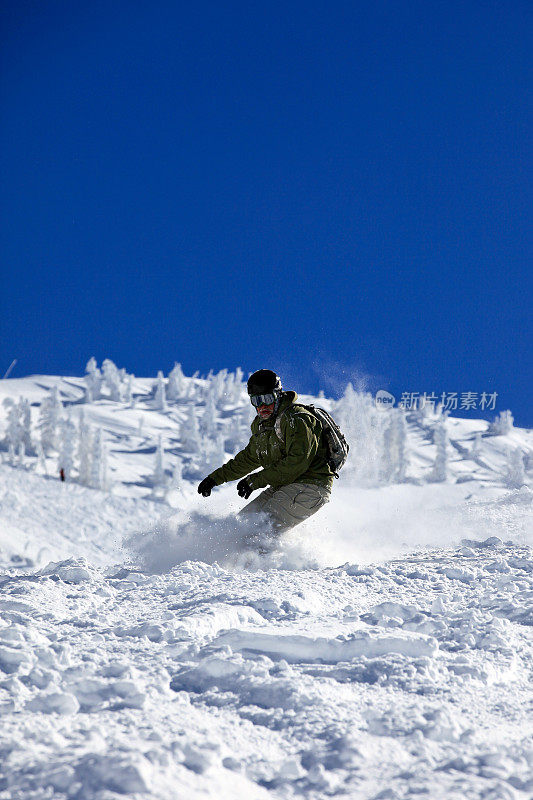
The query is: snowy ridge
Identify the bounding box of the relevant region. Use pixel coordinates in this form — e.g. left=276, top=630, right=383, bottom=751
left=0, top=365, right=532, bottom=799
left=0, top=365, right=531, bottom=501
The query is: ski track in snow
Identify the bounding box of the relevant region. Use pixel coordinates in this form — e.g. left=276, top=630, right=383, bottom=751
left=0, top=375, right=532, bottom=799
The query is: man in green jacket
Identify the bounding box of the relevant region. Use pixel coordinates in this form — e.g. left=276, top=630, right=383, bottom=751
left=197, top=369, right=333, bottom=534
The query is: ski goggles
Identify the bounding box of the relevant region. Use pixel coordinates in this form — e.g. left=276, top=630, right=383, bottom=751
left=250, top=392, right=277, bottom=408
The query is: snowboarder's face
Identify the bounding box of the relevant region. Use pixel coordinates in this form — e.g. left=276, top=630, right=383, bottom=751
left=257, top=402, right=276, bottom=420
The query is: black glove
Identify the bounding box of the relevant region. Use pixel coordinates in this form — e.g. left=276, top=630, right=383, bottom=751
left=237, top=477, right=254, bottom=500
left=198, top=476, right=216, bottom=497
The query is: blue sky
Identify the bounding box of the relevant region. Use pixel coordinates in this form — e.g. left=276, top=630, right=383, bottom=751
left=1, top=1, right=531, bottom=425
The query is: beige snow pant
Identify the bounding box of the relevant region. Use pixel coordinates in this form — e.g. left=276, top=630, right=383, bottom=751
left=238, top=482, right=331, bottom=535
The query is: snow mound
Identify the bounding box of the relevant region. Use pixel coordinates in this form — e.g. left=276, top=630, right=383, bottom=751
left=497, top=485, right=533, bottom=505
left=212, top=628, right=438, bottom=662
left=37, top=558, right=95, bottom=583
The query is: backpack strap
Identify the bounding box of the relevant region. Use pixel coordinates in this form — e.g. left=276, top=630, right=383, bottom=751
left=274, top=410, right=285, bottom=443
left=274, top=404, right=315, bottom=443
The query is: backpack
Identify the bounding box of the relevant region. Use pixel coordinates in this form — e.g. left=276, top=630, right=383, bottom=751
left=274, top=404, right=350, bottom=478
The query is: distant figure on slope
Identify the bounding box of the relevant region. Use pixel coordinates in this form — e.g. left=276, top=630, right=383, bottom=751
left=198, top=369, right=341, bottom=536
left=59, top=468, right=65, bottom=482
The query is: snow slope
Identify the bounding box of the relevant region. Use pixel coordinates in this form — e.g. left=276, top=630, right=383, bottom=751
left=0, top=371, right=531, bottom=799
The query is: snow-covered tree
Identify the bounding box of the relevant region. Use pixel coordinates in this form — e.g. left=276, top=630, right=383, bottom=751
left=124, top=374, right=134, bottom=405
left=39, top=387, right=63, bottom=453
left=154, top=371, right=167, bottom=412
left=3, top=398, right=23, bottom=454
left=211, top=369, right=228, bottom=405
left=196, top=434, right=226, bottom=477
left=380, top=416, right=395, bottom=483
left=19, top=398, right=32, bottom=453
left=36, top=440, right=48, bottom=476
left=225, top=412, right=245, bottom=454
left=77, top=412, right=93, bottom=487
left=214, top=432, right=226, bottom=468
left=412, top=397, right=429, bottom=425
left=152, top=435, right=167, bottom=490
left=102, top=359, right=122, bottom=401
left=3, top=396, right=33, bottom=457
left=167, top=363, right=186, bottom=401
left=223, top=371, right=236, bottom=406
left=488, top=410, right=514, bottom=435
left=90, top=427, right=106, bottom=490
left=505, top=447, right=526, bottom=489
left=224, top=403, right=254, bottom=454
left=84, top=357, right=102, bottom=402
left=395, top=409, right=409, bottom=481
left=184, top=372, right=200, bottom=401
left=169, top=458, right=184, bottom=491
left=429, top=420, right=449, bottom=482
left=380, top=410, right=409, bottom=483
left=58, top=410, right=77, bottom=481
left=180, top=404, right=201, bottom=452
left=200, top=390, right=218, bottom=439
left=226, top=367, right=245, bottom=404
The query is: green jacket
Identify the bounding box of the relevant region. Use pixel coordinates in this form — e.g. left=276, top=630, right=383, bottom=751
left=209, top=391, right=334, bottom=491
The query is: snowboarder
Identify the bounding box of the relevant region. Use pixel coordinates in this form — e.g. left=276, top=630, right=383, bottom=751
left=197, top=370, right=334, bottom=535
